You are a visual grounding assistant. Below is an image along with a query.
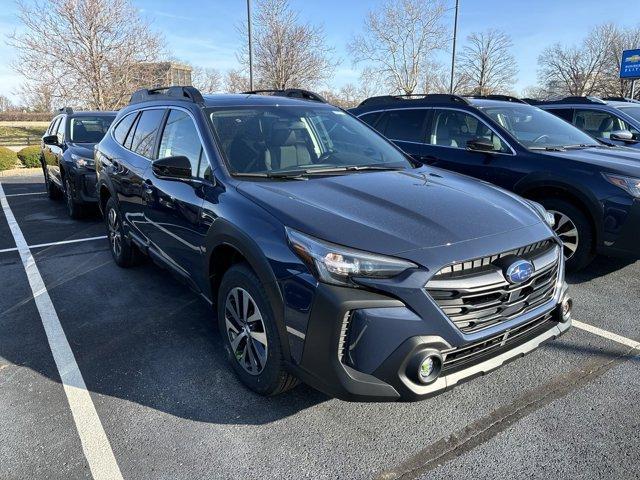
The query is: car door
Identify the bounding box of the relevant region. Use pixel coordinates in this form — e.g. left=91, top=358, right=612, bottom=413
left=143, top=108, right=209, bottom=284
left=111, top=108, right=165, bottom=238
left=42, top=116, right=61, bottom=179
left=420, top=108, right=513, bottom=184
left=48, top=115, right=67, bottom=187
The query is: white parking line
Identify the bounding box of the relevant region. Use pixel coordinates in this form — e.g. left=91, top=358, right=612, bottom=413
left=0, top=236, right=107, bottom=255
left=573, top=320, right=640, bottom=351
left=0, top=182, right=123, bottom=480
left=5, top=191, right=46, bottom=197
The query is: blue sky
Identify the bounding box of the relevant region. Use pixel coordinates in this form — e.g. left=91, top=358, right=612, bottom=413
left=0, top=0, right=638, bottom=103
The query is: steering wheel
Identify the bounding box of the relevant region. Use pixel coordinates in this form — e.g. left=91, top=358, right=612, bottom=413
left=532, top=134, right=551, bottom=144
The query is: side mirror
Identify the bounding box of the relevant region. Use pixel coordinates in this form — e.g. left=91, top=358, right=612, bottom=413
left=467, top=138, right=496, bottom=152
left=43, top=135, right=58, bottom=146
left=152, top=156, right=192, bottom=180
left=610, top=130, right=637, bottom=142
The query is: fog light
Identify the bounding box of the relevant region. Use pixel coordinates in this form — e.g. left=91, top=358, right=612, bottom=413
left=415, top=353, right=442, bottom=384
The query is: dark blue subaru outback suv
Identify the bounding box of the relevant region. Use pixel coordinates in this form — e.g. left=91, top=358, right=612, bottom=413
left=96, top=86, right=571, bottom=401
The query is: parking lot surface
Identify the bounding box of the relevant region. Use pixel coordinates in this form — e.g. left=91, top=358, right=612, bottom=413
left=1, top=173, right=638, bottom=480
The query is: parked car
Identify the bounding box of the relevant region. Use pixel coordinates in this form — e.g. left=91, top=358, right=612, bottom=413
left=95, top=86, right=571, bottom=402
left=41, top=107, right=116, bottom=218
left=350, top=94, right=640, bottom=271
left=530, top=96, right=640, bottom=148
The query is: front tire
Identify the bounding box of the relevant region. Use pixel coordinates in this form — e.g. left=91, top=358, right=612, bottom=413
left=64, top=176, right=83, bottom=219
left=540, top=198, right=594, bottom=272
left=42, top=162, right=61, bottom=200
left=105, top=197, right=139, bottom=268
left=217, top=264, right=299, bottom=396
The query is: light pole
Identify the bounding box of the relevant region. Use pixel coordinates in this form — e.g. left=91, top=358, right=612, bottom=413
left=449, top=0, right=459, bottom=94
left=247, top=0, right=254, bottom=91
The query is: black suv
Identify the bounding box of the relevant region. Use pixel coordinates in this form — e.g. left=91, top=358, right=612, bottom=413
left=531, top=96, right=640, bottom=148
left=95, top=86, right=570, bottom=401
left=41, top=108, right=116, bottom=218
left=350, top=94, right=640, bottom=271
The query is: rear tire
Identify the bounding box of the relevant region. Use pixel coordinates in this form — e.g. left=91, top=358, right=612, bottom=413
left=105, top=197, right=139, bottom=268
left=540, top=198, right=594, bottom=272
left=217, top=263, right=299, bottom=396
left=64, top=176, right=84, bottom=219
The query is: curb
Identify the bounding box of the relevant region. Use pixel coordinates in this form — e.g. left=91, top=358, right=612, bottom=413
left=0, top=168, right=42, bottom=178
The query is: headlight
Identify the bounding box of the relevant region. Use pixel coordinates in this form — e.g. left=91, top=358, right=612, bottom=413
left=71, top=154, right=94, bottom=168
left=286, top=227, right=418, bottom=286
left=528, top=200, right=555, bottom=228
left=603, top=173, right=640, bottom=198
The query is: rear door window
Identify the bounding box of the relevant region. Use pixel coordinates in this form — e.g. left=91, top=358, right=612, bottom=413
left=129, top=109, right=166, bottom=159
left=382, top=109, right=428, bottom=142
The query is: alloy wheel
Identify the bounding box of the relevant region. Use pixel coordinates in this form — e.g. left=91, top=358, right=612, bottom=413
left=224, top=287, right=268, bottom=375
left=549, top=210, right=579, bottom=260
left=107, top=208, right=122, bottom=258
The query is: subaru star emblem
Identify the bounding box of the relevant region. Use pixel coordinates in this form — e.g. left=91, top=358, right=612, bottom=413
left=505, top=259, right=534, bottom=284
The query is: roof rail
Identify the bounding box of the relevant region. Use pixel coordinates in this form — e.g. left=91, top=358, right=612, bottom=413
left=242, top=89, right=327, bottom=103
left=521, top=98, right=542, bottom=105
left=58, top=106, right=73, bottom=114
left=357, top=93, right=470, bottom=108
left=546, top=96, right=607, bottom=105
left=603, top=96, right=640, bottom=103
left=129, top=86, right=204, bottom=105
left=466, top=95, right=527, bottom=104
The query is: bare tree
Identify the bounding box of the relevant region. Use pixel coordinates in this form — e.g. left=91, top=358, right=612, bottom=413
left=191, top=66, right=222, bottom=93
left=602, top=24, right=640, bottom=98
left=17, top=82, right=55, bottom=112
left=457, top=29, right=518, bottom=95
left=237, top=0, right=337, bottom=90
left=8, top=0, right=165, bottom=110
left=223, top=69, right=252, bottom=93
left=0, top=95, right=13, bottom=112
left=348, top=0, right=447, bottom=95
left=537, top=24, right=618, bottom=97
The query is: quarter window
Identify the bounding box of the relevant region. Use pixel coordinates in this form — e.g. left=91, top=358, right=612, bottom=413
left=129, top=109, right=166, bottom=159
left=428, top=109, right=509, bottom=153
left=113, top=112, right=138, bottom=146
left=158, top=110, right=205, bottom=177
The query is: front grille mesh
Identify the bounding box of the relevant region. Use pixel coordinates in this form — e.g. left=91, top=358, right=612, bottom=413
left=441, top=313, right=556, bottom=375
left=426, top=240, right=560, bottom=333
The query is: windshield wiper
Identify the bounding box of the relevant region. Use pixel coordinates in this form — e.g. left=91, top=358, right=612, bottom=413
left=233, top=164, right=405, bottom=180
left=529, top=146, right=566, bottom=152
left=562, top=144, right=603, bottom=149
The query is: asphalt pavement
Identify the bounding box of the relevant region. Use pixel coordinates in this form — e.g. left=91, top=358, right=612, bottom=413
left=0, top=172, right=638, bottom=480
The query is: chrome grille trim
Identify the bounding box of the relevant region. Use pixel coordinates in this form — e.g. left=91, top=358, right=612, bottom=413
left=337, top=312, right=352, bottom=363
left=426, top=241, right=560, bottom=333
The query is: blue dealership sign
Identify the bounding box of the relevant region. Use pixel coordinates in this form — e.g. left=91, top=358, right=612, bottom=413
left=620, top=49, right=640, bottom=79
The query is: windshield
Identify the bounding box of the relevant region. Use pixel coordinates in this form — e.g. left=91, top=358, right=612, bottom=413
left=206, top=105, right=413, bottom=175
left=70, top=115, right=114, bottom=143
left=619, top=106, right=640, bottom=123
left=479, top=104, right=599, bottom=149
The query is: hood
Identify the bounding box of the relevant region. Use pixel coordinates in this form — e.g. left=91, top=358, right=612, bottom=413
left=538, top=146, right=640, bottom=177
left=237, top=168, right=545, bottom=256
left=67, top=143, right=96, bottom=159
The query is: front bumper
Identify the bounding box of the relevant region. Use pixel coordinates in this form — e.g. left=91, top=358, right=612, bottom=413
left=600, top=197, right=640, bottom=258
left=67, top=166, right=98, bottom=204
left=293, top=281, right=571, bottom=403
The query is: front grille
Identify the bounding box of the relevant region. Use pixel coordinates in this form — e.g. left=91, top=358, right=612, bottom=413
left=426, top=240, right=560, bottom=333
left=441, top=313, right=556, bottom=375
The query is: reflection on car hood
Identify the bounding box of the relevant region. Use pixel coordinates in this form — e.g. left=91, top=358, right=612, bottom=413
left=67, top=143, right=96, bottom=159
left=237, top=167, right=544, bottom=256
left=538, top=146, right=640, bottom=176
